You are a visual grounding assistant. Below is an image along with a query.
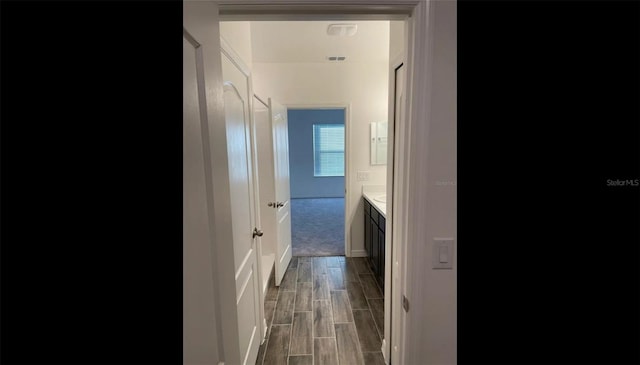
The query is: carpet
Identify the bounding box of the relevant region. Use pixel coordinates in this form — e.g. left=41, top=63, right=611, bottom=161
left=290, top=198, right=344, bottom=256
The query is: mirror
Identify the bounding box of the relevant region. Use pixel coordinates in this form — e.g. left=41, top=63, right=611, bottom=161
left=370, top=122, right=388, bottom=165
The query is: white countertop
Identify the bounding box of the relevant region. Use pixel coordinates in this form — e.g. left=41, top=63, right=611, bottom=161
left=363, top=191, right=386, bottom=218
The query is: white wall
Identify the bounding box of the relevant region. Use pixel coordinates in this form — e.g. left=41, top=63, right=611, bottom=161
left=389, top=20, right=405, bottom=62
left=252, top=60, right=389, bottom=255
left=220, top=21, right=253, bottom=71
left=404, top=1, right=457, bottom=364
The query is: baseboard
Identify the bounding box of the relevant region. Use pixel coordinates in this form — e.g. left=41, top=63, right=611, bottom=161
left=350, top=249, right=367, bottom=257
left=262, top=263, right=275, bottom=298
left=381, top=339, right=390, bottom=364
left=262, top=319, right=268, bottom=343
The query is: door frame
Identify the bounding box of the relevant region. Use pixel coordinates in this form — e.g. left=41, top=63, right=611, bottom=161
left=194, top=1, right=455, bottom=365
left=386, top=51, right=405, bottom=364
left=284, top=103, right=351, bottom=258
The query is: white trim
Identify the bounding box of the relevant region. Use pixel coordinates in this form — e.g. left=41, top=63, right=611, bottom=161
left=350, top=249, right=367, bottom=257
left=262, top=318, right=268, bottom=343
left=185, top=2, right=241, bottom=364
left=381, top=339, right=389, bottom=362
left=386, top=51, right=404, bottom=365
left=254, top=94, right=268, bottom=108
left=218, top=0, right=416, bottom=21
left=220, top=37, right=251, bottom=76
left=397, top=7, right=422, bottom=364
left=183, top=28, right=200, bottom=48
left=284, top=102, right=352, bottom=258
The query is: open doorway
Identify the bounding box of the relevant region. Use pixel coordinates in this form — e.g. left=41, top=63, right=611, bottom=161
left=288, top=108, right=346, bottom=256
left=218, top=19, right=396, bottom=364
left=216, top=17, right=400, bottom=365
left=245, top=20, right=393, bottom=261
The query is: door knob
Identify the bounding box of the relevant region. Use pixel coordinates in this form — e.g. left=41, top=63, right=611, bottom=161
left=253, top=228, right=263, bottom=238
left=276, top=202, right=284, bottom=208
left=268, top=202, right=275, bottom=207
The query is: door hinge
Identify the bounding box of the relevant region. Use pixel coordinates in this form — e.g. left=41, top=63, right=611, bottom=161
left=402, top=294, right=409, bottom=313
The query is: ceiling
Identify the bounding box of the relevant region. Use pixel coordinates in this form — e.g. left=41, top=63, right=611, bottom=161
left=250, top=21, right=390, bottom=63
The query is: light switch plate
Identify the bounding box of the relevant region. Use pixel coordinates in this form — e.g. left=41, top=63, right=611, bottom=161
left=357, top=171, right=370, bottom=181
left=432, top=238, right=454, bottom=269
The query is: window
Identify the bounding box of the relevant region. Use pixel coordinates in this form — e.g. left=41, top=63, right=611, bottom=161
left=313, top=124, right=345, bottom=177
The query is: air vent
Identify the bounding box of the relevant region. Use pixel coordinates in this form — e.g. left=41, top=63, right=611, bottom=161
left=327, top=56, right=347, bottom=62
left=327, top=24, right=357, bottom=36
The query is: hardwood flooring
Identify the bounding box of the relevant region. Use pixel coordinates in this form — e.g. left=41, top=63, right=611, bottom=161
left=256, top=256, right=384, bottom=365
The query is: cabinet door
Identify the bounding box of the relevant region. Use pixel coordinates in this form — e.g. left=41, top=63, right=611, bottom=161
left=364, top=210, right=371, bottom=260
left=371, top=219, right=379, bottom=275
left=370, top=206, right=379, bottom=227
left=377, top=226, right=385, bottom=291
left=378, top=216, right=385, bottom=291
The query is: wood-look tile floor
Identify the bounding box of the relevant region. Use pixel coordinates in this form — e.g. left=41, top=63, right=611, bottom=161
left=257, top=256, right=386, bottom=365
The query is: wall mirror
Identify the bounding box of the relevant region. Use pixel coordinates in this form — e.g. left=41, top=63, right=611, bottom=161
left=370, top=121, right=388, bottom=165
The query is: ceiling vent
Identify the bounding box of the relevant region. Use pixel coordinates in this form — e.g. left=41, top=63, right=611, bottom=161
left=327, top=56, right=347, bottom=61
left=327, top=24, right=357, bottom=36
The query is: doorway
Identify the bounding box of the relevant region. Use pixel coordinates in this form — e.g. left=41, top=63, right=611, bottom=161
left=288, top=108, right=346, bottom=257
left=245, top=19, right=392, bottom=263
left=235, top=17, right=395, bottom=363
left=219, top=17, right=398, bottom=365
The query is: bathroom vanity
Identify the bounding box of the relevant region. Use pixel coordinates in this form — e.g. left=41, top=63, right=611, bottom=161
left=363, top=192, right=386, bottom=291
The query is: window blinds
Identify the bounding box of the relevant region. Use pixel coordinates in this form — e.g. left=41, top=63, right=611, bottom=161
left=313, top=124, right=345, bottom=177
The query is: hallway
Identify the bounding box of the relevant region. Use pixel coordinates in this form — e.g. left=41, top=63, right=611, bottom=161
left=256, top=256, right=385, bottom=365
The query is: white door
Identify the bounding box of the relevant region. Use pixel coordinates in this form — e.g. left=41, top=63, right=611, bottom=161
left=270, top=99, right=293, bottom=286
left=221, top=48, right=262, bottom=365
left=183, top=28, right=221, bottom=365
left=183, top=4, right=262, bottom=364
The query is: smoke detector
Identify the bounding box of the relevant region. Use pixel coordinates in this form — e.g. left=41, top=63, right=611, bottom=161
left=327, top=56, right=347, bottom=61
left=327, top=24, right=357, bottom=36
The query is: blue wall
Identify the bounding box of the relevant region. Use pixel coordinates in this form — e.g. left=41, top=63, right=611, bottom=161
left=288, top=109, right=345, bottom=198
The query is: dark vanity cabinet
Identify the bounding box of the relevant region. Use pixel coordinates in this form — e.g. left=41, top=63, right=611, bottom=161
left=364, top=198, right=385, bottom=291
left=377, top=215, right=385, bottom=291
left=364, top=201, right=371, bottom=262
